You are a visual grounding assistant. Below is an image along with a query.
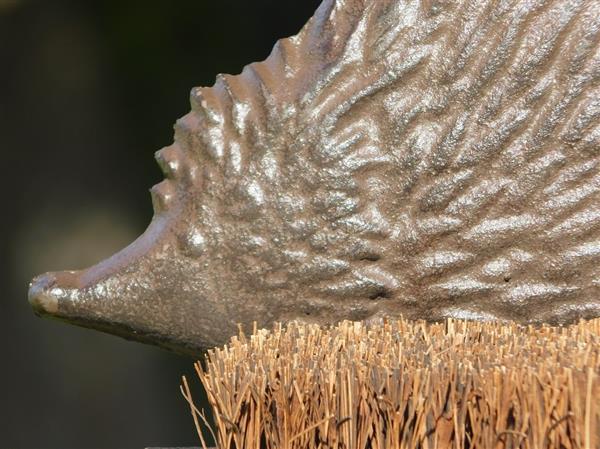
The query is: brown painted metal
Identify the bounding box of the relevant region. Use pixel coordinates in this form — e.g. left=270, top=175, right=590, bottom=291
left=29, top=0, right=600, bottom=356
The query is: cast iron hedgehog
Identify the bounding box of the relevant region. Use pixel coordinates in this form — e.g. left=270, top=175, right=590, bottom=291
left=28, top=0, right=600, bottom=356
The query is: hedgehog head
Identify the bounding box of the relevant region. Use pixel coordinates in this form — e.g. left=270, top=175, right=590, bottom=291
left=27, top=173, right=229, bottom=354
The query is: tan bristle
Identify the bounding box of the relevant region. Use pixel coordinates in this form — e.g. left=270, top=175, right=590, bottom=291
left=182, top=318, right=600, bottom=449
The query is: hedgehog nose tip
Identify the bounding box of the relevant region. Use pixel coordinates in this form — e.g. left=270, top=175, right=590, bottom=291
left=28, top=273, right=61, bottom=315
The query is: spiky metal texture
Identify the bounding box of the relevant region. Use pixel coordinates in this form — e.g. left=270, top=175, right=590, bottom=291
left=29, top=0, right=600, bottom=355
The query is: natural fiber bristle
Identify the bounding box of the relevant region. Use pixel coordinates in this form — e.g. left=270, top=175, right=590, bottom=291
left=182, top=318, right=600, bottom=449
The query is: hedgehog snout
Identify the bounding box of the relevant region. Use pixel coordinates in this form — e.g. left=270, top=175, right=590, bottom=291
left=28, top=271, right=80, bottom=317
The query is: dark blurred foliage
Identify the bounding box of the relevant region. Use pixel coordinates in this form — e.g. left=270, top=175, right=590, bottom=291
left=0, top=1, right=321, bottom=447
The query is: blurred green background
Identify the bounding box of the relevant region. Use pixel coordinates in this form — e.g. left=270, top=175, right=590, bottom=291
left=0, top=1, right=320, bottom=447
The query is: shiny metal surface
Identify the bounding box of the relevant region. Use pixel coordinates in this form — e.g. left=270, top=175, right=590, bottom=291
left=29, top=0, right=600, bottom=356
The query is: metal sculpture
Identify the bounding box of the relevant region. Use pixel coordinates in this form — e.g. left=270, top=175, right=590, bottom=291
left=29, top=0, right=600, bottom=356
